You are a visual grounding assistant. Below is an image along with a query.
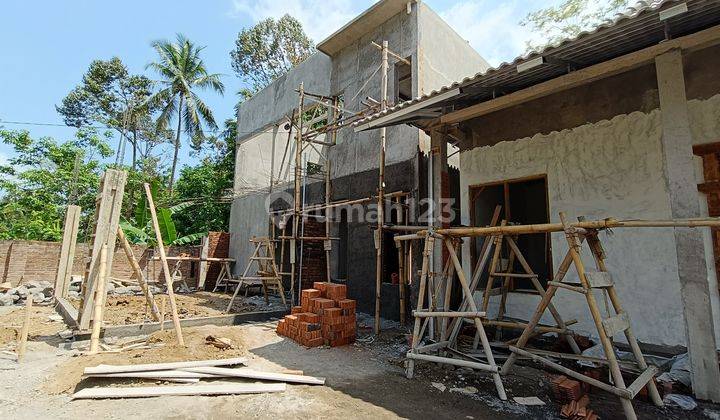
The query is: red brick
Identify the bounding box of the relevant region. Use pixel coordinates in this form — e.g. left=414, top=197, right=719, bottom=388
left=313, top=282, right=328, bottom=296
left=338, top=299, right=356, bottom=310
left=291, top=306, right=303, bottom=314
left=306, top=337, right=324, bottom=347
left=325, top=284, right=347, bottom=301
left=324, top=307, right=342, bottom=318
left=301, top=289, right=321, bottom=299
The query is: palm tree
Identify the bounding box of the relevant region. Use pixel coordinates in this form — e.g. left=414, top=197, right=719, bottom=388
left=146, top=34, right=225, bottom=193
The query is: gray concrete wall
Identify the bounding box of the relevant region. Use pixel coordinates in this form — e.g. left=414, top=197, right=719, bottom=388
left=416, top=2, right=490, bottom=96
left=329, top=5, right=420, bottom=178
left=228, top=191, right=271, bottom=277
left=236, top=53, right=332, bottom=141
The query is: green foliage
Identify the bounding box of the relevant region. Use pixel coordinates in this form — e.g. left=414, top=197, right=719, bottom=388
left=56, top=57, right=164, bottom=168
left=230, top=14, right=314, bottom=95
left=0, top=128, right=112, bottom=241
left=172, top=118, right=235, bottom=234
left=521, top=0, right=630, bottom=52
left=146, top=33, right=225, bottom=192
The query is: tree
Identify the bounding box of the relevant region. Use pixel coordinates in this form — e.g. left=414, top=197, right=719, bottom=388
left=521, top=0, right=630, bottom=52
left=0, top=128, right=113, bottom=241
left=230, top=14, right=314, bottom=95
left=173, top=119, right=235, bottom=234
left=56, top=57, right=160, bottom=170
left=146, top=34, right=225, bottom=194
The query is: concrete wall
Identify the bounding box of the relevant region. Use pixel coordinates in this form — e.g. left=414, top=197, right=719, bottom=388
left=460, top=108, right=686, bottom=346
left=228, top=191, right=271, bottom=277
left=329, top=5, right=420, bottom=178
left=236, top=53, right=331, bottom=141
left=456, top=46, right=720, bottom=347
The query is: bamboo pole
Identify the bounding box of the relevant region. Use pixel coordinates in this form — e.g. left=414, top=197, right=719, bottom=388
left=117, top=227, right=160, bottom=321
left=406, top=236, right=433, bottom=379
left=16, top=292, right=33, bottom=362
left=445, top=238, right=507, bottom=400
left=89, top=245, right=108, bottom=354
left=144, top=183, right=184, bottom=346
left=432, top=217, right=720, bottom=237
left=374, top=40, right=389, bottom=335
left=291, top=82, right=304, bottom=307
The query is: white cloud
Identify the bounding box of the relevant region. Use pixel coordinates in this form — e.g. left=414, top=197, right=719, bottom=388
left=437, top=0, right=552, bottom=66
left=229, top=0, right=374, bottom=43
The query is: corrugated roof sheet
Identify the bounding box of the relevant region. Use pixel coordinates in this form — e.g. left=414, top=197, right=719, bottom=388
left=354, top=0, right=720, bottom=129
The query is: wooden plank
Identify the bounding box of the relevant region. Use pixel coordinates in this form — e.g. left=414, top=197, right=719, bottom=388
left=509, top=346, right=631, bottom=399
left=17, top=294, right=32, bottom=362
left=183, top=367, right=325, bottom=385
left=117, top=227, right=160, bottom=321
left=441, top=25, right=720, bottom=125
left=85, top=370, right=219, bottom=379
left=197, top=236, right=210, bottom=290
left=627, top=365, right=660, bottom=398
left=54, top=205, right=81, bottom=299
left=89, top=245, right=108, bottom=354
left=412, top=311, right=486, bottom=318
left=602, top=313, right=630, bottom=338
left=406, top=352, right=498, bottom=373
left=144, top=183, right=184, bottom=346
left=78, top=169, right=127, bottom=330
left=72, top=383, right=285, bottom=400
left=83, top=357, right=247, bottom=375
left=584, top=271, right=613, bottom=288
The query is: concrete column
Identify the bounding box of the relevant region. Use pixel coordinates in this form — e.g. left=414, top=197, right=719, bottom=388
left=430, top=129, right=448, bottom=318
left=655, top=49, right=720, bottom=402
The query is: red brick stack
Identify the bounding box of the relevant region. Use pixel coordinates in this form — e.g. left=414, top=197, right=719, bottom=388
left=276, top=282, right=356, bottom=347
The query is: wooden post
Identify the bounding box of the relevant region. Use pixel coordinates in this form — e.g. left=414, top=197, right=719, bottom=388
left=78, top=169, right=126, bottom=330
left=144, top=183, right=184, bottom=346
left=16, top=293, right=33, bottom=362
left=197, top=236, right=210, bottom=290
left=117, top=227, right=160, bottom=321
left=375, top=40, right=389, bottom=335
left=54, top=205, right=80, bottom=299
left=406, top=236, right=433, bottom=379
left=89, top=245, right=108, bottom=354
left=160, top=296, right=166, bottom=332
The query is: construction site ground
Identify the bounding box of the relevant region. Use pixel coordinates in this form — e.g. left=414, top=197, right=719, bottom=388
left=66, top=291, right=282, bottom=325
left=1, top=305, right=718, bottom=419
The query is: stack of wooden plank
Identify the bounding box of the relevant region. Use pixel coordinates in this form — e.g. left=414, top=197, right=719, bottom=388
left=73, top=357, right=325, bottom=399
left=276, top=282, right=356, bottom=347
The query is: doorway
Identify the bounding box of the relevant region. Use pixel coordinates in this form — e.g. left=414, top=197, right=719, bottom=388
left=469, top=176, right=552, bottom=291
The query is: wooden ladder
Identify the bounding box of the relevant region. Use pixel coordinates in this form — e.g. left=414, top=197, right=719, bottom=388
left=226, top=237, right=286, bottom=312
left=405, top=234, right=508, bottom=401
left=501, top=213, right=663, bottom=420
left=479, top=222, right=581, bottom=353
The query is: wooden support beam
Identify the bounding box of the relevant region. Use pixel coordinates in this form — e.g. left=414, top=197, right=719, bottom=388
left=117, top=227, right=160, bottom=321
left=89, top=245, right=108, bottom=354
left=144, top=183, right=184, bottom=346
left=78, top=169, right=126, bottom=330
left=197, top=236, right=210, bottom=290
left=441, top=25, right=720, bottom=125
left=54, top=205, right=80, bottom=299
left=16, top=294, right=32, bottom=362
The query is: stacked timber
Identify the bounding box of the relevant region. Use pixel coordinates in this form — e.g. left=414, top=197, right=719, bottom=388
left=276, top=282, right=356, bottom=347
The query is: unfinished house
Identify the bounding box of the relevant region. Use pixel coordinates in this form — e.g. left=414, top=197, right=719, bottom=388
left=229, top=0, right=489, bottom=319
left=355, top=0, right=720, bottom=404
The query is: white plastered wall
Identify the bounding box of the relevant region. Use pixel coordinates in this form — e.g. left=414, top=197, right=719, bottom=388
left=460, top=94, right=720, bottom=348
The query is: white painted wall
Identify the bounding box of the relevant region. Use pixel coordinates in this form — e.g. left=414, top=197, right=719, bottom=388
left=459, top=94, right=720, bottom=348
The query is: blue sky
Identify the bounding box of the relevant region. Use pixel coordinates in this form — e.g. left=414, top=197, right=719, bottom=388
left=0, top=0, right=555, bottom=171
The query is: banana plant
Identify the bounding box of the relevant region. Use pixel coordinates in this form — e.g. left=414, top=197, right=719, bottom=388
left=120, top=181, right=205, bottom=246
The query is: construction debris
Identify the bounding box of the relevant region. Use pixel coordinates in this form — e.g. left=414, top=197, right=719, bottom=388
left=276, top=282, right=356, bottom=347
left=75, top=357, right=325, bottom=399
left=0, top=280, right=54, bottom=306
left=205, top=335, right=234, bottom=350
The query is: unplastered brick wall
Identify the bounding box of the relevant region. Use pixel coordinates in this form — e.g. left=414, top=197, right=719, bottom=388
left=299, top=219, right=327, bottom=289
left=0, top=232, right=229, bottom=288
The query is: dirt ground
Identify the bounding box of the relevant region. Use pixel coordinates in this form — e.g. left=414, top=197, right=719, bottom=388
left=67, top=291, right=283, bottom=325
left=1, top=305, right=719, bottom=420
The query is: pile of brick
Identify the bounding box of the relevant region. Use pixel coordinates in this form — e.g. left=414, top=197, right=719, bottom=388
left=551, top=376, right=597, bottom=420
left=276, top=282, right=356, bottom=347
